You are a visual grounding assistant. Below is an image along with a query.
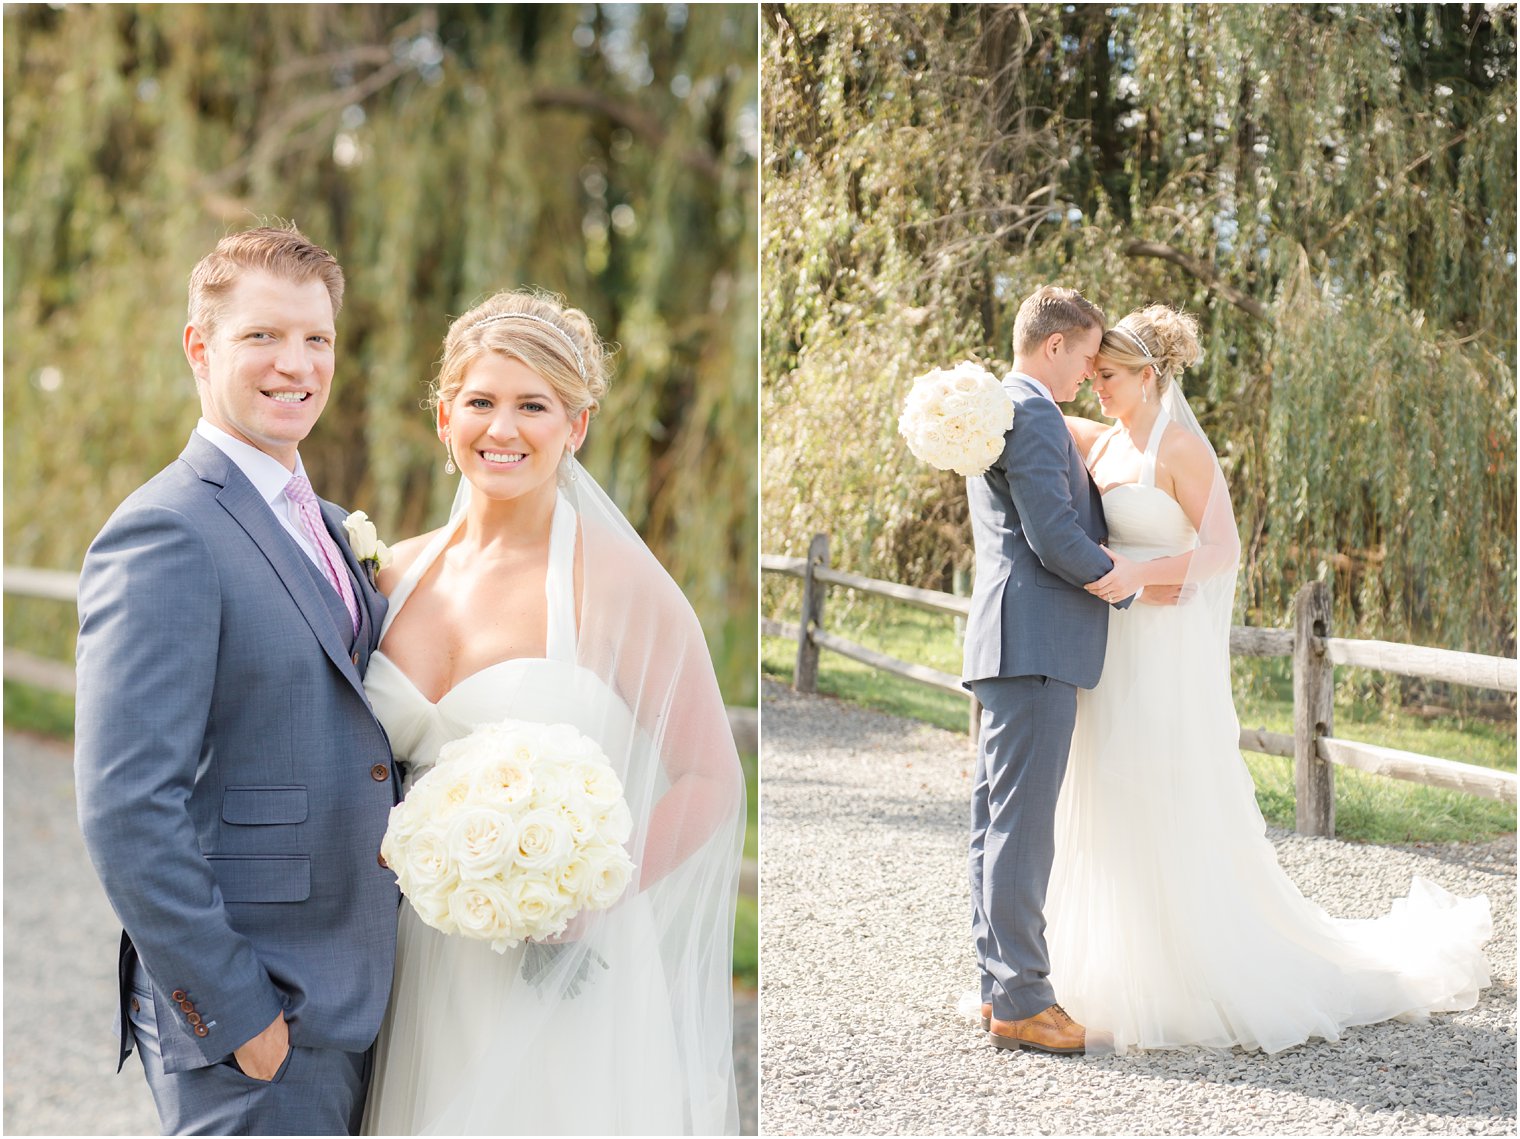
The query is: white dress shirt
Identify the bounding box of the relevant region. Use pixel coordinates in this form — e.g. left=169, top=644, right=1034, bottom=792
left=195, top=418, right=324, bottom=569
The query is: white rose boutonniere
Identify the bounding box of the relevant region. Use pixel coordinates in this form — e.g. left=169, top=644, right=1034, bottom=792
left=898, top=361, right=1016, bottom=477
left=342, top=510, right=393, bottom=586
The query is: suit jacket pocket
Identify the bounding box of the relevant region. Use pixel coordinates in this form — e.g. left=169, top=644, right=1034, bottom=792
left=221, top=786, right=308, bottom=826
left=1033, top=565, right=1072, bottom=589
left=207, top=855, right=311, bottom=903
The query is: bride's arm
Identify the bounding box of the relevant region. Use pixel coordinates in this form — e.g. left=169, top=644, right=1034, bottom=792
left=1084, top=428, right=1241, bottom=597
left=1064, top=414, right=1107, bottom=462
left=578, top=537, right=743, bottom=891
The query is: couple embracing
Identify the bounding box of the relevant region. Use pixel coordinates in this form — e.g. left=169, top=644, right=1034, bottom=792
left=964, top=285, right=1492, bottom=1057
left=75, top=225, right=745, bottom=1135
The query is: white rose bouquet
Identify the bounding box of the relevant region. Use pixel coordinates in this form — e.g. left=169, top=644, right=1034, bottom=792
left=380, top=719, right=637, bottom=959
left=897, top=361, right=1015, bottom=477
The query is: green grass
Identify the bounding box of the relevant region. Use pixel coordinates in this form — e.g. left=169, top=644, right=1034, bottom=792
left=3, top=679, right=76, bottom=738
left=761, top=596, right=1517, bottom=846
left=732, top=893, right=758, bottom=989
left=735, top=743, right=758, bottom=987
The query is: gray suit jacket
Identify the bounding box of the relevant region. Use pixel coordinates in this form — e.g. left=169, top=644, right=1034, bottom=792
left=75, top=432, right=399, bottom=1075
left=962, top=374, right=1120, bottom=690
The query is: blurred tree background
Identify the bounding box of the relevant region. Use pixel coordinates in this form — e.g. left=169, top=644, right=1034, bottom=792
left=5, top=2, right=758, bottom=703
left=762, top=3, right=1516, bottom=679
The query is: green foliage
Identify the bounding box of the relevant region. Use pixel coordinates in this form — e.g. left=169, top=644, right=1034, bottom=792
left=762, top=3, right=1516, bottom=664
left=3, top=680, right=76, bottom=740
left=4, top=4, right=758, bottom=701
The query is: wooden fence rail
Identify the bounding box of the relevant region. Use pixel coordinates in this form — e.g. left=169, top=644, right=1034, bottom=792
left=762, top=538, right=1518, bottom=838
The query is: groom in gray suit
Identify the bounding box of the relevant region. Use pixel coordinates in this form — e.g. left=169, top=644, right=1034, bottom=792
left=76, top=225, right=399, bottom=1133
left=963, top=285, right=1129, bottom=1054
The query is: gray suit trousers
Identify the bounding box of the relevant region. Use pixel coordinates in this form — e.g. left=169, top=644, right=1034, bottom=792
left=969, top=675, right=1078, bottom=1021
left=128, top=962, right=368, bottom=1136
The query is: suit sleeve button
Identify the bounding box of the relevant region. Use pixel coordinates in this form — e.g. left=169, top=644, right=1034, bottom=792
left=193, top=1024, right=209, bottom=1037
left=130, top=997, right=141, bottom=1013
left=171, top=990, right=186, bottom=1003
left=187, top=1012, right=202, bottom=1026
left=371, top=764, right=389, bottom=782
left=377, top=849, right=388, bottom=869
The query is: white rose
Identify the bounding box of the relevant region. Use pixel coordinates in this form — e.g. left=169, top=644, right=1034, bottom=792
left=503, top=872, right=572, bottom=939
left=582, top=844, right=635, bottom=910
left=415, top=755, right=476, bottom=812
left=446, top=877, right=516, bottom=942
left=555, top=853, right=595, bottom=903
left=342, top=511, right=393, bottom=568
left=529, top=761, right=577, bottom=810
left=596, top=798, right=634, bottom=845
left=469, top=754, right=534, bottom=809
left=537, top=722, right=605, bottom=761
left=382, top=798, right=425, bottom=857
left=446, top=806, right=518, bottom=880
left=514, top=808, right=572, bottom=872
left=573, top=759, right=624, bottom=809
left=400, top=822, right=457, bottom=892
left=556, top=800, right=597, bottom=847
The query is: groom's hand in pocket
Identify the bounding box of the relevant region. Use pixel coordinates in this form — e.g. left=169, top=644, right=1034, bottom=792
left=232, top=1010, right=290, bottom=1081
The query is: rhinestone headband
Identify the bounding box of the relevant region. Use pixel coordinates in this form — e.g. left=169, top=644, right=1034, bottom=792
left=1110, top=323, right=1157, bottom=363
left=465, top=312, right=586, bottom=379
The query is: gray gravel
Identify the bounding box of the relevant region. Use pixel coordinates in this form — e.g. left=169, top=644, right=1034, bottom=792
left=758, top=681, right=1517, bottom=1137
left=3, top=731, right=757, bottom=1136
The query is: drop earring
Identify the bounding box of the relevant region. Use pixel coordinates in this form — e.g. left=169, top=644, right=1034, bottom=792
left=444, top=439, right=457, bottom=475
left=565, top=443, right=578, bottom=483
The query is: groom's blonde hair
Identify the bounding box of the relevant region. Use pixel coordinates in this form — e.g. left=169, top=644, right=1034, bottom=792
left=188, top=222, right=345, bottom=336
left=1013, top=285, right=1105, bottom=357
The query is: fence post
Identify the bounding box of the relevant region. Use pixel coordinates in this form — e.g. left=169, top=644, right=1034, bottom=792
left=1292, top=581, right=1335, bottom=837
left=795, top=533, right=829, bottom=694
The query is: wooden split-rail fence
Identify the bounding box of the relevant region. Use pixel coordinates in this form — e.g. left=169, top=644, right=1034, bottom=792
left=762, top=534, right=1517, bottom=838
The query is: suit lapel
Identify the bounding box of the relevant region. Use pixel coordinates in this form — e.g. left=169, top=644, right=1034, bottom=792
left=181, top=435, right=368, bottom=703
left=320, top=498, right=385, bottom=663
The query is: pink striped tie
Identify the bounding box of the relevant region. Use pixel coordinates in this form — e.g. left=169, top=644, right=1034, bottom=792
left=285, top=473, right=360, bottom=636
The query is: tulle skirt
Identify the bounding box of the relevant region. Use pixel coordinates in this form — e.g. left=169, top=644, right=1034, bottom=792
left=362, top=893, right=695, bottom=1135
left=1045, top=600, right=1493, bottom=1055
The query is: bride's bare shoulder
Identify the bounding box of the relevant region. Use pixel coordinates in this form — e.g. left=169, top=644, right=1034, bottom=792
left=376, top=528, right=445, bottom=595
left=1063, top=414, right=1108, bottom=459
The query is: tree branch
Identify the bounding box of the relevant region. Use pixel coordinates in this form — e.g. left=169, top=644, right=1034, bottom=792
left=528, top=88, right=724, bottom=183
left=1122, top=240, right=1273, bottom=324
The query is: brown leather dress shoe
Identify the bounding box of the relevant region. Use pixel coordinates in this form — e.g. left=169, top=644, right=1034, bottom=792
left=988, top=1003, right=1085, bottom=1054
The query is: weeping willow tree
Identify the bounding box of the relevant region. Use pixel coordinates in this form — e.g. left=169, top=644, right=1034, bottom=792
left=4, top=3, right=758, bottom=701
left=763, top=3, right=1516, bottom=668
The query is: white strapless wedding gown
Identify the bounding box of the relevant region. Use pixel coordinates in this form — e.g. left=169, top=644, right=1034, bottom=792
left=361, top=495, right=691, bottom=1134
left=1044, top=433, right=1492, bottom=1055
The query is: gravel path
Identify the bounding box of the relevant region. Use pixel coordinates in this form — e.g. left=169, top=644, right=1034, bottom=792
left=759, top=682, right=1517, bottom=1137
left=3, top=731, right=757, bottom=1136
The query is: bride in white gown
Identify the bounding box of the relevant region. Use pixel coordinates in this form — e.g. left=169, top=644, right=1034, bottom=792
left=1044, top=305, right=1491, bottom=1055
left=360, top=290, right=744, bottom=1133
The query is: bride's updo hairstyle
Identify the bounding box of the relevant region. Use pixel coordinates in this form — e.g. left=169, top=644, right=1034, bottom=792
left=431, top=289, right=612, bottom=418
left=1099, top=305, right=1203, bottom=394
